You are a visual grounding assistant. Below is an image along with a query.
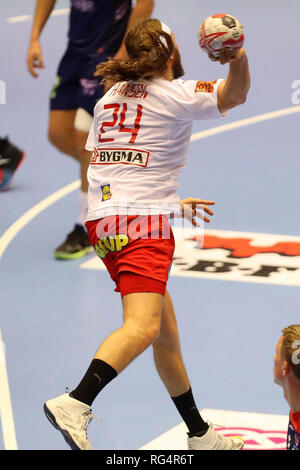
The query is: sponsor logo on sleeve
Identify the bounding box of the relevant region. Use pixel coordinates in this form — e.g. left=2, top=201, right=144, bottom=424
left=195, top=80, right=217, bottom=93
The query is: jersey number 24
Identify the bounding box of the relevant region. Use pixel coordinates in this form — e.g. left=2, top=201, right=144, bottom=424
left=98, top=103, right=143, bottom=144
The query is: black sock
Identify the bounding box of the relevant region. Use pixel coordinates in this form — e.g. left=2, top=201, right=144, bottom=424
left=70, top=359, right=117, bottom=406
left=171, top=388, right=209, bottom=437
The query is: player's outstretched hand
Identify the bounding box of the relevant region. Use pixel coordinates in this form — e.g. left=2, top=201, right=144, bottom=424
left=180, top=197, right=215, bottom=226
left=27, top=40, right=45, bottom=78
left=208, top=47, right=246, bottom=65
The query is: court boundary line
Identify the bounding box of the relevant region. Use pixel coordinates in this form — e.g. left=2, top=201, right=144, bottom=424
left=0, top=180, right=80, bottom=260
left=190, top=105, right=300, bottom=141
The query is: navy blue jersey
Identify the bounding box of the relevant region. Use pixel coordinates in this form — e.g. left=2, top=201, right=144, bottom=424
left=287, top=412, right=300, bottom=450
left=68, top=0, right=132, bottom=56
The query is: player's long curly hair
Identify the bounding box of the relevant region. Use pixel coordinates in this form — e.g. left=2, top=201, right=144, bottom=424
left=95, top=19, right=174, bottom=83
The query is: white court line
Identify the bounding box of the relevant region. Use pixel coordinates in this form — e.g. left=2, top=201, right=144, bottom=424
left=0, top=329, right=18, bottom=450
left=6, top=8, right=70, bottom=24
left=0, top=180, right=80, bottom=260
left=0, top=106, right=300, bottom=260
left=191, top=105, right=300, bottom=141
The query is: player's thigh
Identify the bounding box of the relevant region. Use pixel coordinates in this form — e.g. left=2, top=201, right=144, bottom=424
left=122, top=291, right=164, bottom=334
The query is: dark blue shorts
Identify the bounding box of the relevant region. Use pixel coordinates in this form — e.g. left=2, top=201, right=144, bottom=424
left=50, top=47, right=106, bottom=116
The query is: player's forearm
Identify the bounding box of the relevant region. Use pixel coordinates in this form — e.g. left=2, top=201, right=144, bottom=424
left=114, top=0, right=154, bottom=59
left=30, top=0, right=57, bottom=41
left=219, top=51, right=250, bottom=111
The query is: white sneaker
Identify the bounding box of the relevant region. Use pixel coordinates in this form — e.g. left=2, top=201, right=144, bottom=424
left=188, top=423, right=244, bottom=450
left=44, top=393, right=94, bottom=450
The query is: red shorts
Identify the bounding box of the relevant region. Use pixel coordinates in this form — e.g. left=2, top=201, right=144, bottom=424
left=85, top=215, right=175, bottom=297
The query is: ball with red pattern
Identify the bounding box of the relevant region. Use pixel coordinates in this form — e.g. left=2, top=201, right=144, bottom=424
left=199, top=14, right=244, bottom=58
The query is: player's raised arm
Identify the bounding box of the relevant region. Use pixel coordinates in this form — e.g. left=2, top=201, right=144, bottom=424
left=199, top=14, right=250, bottom=114
left=215, top=48, right=250, bottom=113
left=27, top=0, right=57, bottom=77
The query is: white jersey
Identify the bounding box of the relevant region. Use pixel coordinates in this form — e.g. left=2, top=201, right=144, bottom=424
left=85, top=77, right=225, bottom=221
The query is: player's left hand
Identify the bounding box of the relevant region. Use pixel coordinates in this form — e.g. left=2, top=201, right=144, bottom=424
left=180, top=197, right=215, bottom=226
left=208, top=47, right=246, bottom=65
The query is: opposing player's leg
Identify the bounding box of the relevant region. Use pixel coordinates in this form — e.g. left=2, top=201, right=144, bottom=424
left=152, top=290, right=244, bottom=450
left=75, top=119, right=91, bottom=227
left=74, top=108, right=93, bottom=194
left=48, top=48, right=93, bottom=259
left=44, top=289, right=164, bottom=450
left=48, top=109, right=91, bottom=259
left=48, top=48, right=84, bottom=162
left=48, top=109, right=80, bottom=161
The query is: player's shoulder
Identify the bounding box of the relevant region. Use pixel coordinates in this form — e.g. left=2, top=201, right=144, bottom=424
left=150, top=78, right=198, bottom=102
left=168, top=78, right=220, bottom=97
left=169, top=78, right=197, bottom=94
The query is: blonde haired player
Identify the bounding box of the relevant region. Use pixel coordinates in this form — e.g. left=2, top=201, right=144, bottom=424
left=274, top=325, right=300, bottom=450
left=44, top=19, right=250, bottom=450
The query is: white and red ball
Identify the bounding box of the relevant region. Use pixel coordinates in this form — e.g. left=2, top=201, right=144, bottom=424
left=199, top=14, right=244, bottom=57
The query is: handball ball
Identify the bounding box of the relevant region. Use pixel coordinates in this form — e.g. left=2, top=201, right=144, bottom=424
left=199, top=14, right=244, bottom=57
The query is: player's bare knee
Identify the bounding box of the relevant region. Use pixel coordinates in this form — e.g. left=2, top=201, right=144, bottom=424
left=145, top=323, right=161, bottom=345
left=48, top=125, right=63, bottom=150
left=126, top=315, right=161, bottom=347
left=137, top=320, right=161, bottom=346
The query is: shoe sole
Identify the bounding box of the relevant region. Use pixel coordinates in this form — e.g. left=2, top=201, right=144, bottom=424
left=0, top=152, right=26, bottom=191
left=43, top=403, right=81, bottom=450
left=54, top=246, right=92, bottom=260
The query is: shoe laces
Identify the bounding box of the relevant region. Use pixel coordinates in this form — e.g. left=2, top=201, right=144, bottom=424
left=208, top=421, right=243, bottom=449
left=82, top=409, right=102, bottom=438
left=65, top=387, right=102, bottom=438
left=208, top=420, right=225, bottom=429
left=82, top=410, right=93, bottom=436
